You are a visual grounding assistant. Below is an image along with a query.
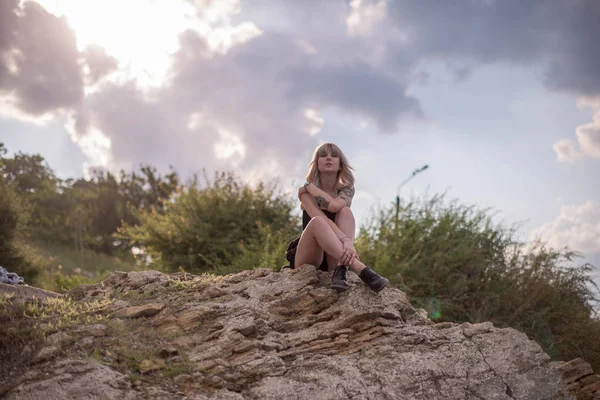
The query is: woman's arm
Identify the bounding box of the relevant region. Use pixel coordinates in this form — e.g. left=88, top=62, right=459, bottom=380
left=299, top=192, right=351, bottom=241
left=304, top=183, right=355, bottom=213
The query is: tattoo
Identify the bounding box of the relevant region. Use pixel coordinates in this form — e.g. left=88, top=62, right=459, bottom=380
left=339, top=186, right=355, bottom=207
left=315, top=195, right=330, bottom=209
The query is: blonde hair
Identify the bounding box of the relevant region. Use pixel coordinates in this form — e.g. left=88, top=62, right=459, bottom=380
left=305, top=142, right=355, bottom=189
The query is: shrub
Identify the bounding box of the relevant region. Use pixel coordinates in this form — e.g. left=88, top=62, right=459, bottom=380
left=118, top=171, right=301, bottom=274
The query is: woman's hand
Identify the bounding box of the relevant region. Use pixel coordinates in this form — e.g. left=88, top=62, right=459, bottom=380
left=298, top=182, right=310, bottom=200
left=298, top=185, right=308, bottom=200
left=340, top=237, right=359, bottom=266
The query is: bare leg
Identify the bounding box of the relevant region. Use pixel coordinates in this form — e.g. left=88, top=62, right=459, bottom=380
left=326, top=206, right=355, bottom=272
left=295, top=216, right=366, bottom=274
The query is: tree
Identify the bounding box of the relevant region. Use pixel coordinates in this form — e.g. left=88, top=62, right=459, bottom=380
left=85, top=165, right=180, bottom=254
left=0, top=146, right=64, bottom=242
left=0, top=176, right=36, bottom=281
left=0, top=144, right=182, bottom=255
left=0, top=150, right=57, bottom=194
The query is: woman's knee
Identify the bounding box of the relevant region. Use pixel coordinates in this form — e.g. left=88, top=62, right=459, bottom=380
left=305, top=215, right=328, bottom=231
left=336, top=206, right=355, bottom=221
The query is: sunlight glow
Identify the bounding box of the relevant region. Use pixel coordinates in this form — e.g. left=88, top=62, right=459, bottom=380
left=36, top=0, right=195, bottom=88
left=77, top=128, right=112, bottom=168
left=35, top=0, right=261, bottom=89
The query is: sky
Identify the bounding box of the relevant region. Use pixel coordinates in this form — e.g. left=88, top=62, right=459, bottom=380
left=1, top=0, right=599, bottom=286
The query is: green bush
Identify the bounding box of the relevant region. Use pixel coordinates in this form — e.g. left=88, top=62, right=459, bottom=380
left=118, top=171, right=301, bottom=274
left=355, top=193, right=600, bottom=369
left=228, top=221, right=299, bottom=274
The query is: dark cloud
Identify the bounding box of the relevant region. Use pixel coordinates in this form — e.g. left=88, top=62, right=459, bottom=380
left=0, top=1, right=83, bottom=115
left=172, top=30, right=421, bottom=133
left=0, top=0, right=19, bottom=85
left=387, top=1, right=542, bottom=62
left=0, top=0, right=19, bottom=52
left=445, top=63, right=472, bottom=83
left=285, top=62, right=423, bottom=133
left=539, top=1, right=600, bottom=96
left=385, top=0, right=600, bottom=96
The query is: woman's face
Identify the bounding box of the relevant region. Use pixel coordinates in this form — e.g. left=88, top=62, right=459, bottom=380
left=317, top=148, right=341, bottom=173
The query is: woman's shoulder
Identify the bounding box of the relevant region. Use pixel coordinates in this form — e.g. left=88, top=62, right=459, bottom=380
left=337, top=184, right=355, bottom=194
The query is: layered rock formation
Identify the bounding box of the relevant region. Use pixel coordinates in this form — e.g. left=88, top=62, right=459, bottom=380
left=555, top=358, right=600, bottom=400
left=0, top=265, right=591, bottom=399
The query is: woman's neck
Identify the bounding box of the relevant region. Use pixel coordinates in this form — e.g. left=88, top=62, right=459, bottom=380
left=319, top=172, right=337, bottom=193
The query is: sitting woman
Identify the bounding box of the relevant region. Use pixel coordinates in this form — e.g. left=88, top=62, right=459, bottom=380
left=294, top=142, right=389, bottom=293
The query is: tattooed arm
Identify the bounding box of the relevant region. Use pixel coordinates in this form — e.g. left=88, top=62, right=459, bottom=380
left=336, top=186, right=355, bottom=208
left=304, top=183, right=355, bottom=213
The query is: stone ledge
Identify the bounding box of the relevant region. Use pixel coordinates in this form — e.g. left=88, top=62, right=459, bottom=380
left=0, top=282, right=62, bottom=303
left=555, top=358, right=600, bottom=400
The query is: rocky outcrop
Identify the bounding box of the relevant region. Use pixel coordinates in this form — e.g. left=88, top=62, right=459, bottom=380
left=0, top=266, right=584, bottom=399
left=555, top=358, right=600, bottom=400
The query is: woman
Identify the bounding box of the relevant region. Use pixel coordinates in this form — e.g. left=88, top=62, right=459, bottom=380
left=294, top=142, right=389, bottom=293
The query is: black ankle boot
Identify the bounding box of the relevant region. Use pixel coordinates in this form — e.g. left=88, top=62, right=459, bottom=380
left=331, top=265, right=349, bottom=292
left=359, top=267, right=389, bottom=293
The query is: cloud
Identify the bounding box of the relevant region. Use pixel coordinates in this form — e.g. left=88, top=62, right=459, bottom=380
left=531, top=201, right=600, bottom=255
left=346, top=0, right=387, bottom=38
left=304, top=109, right=324, bottom=137
left=576, top=112, right=600, bottom=159
left=0, top=0, right=19, bottom=53
left=3, top=0, right=600, bottom=180
left=376, top=0, right=600, bottom=163
left=285, top=61, right=423, bottom=133
left=554, top=97, right=600, bottom=162
left=82, top=45, right=119, bottom=86
left=383, top=0, right=600, bottom=96
left=65, top=12, right=426, bottom=177
left=63, top=30, right=315, bottom=178
left=0, top=1, right=83, bottom=117
left=66, top=81, right=183, bottom=173
left=553, top=138, right=582, bottom=163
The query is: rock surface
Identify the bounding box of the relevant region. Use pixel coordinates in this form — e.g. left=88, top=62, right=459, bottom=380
left=0, top=282, right=62, bottom=303
left=0, top=266, right=588, bottom=399
left=4, top=360, right=138, bottom=400
left=554, top=358, right=600, bottom=400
